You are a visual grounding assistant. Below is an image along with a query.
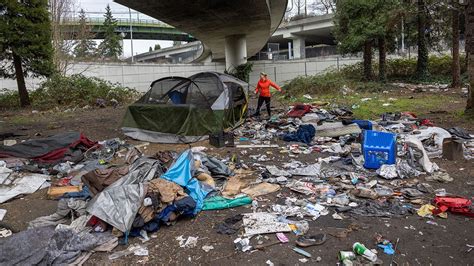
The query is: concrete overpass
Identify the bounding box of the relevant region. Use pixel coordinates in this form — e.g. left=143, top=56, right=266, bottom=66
left=61, top=17, right=196, bottom=41
left=129, top=14, right=336, bottom=63
left=270, top=14, right=335, bottom=59
left=130, top=41, right=204, bottom=63
left=115, top=0, right=288, bottom=70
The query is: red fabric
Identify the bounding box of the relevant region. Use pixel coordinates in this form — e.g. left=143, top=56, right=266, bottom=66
left=433, top=196, right=474, bottom=217
left=33, top=133, right=96, bottom=163
left=255, top=78, right=282, bottom=97
left=288, top=104, right=312, bottom=118
left=401, top=112, right=417, bottom=119
left=419, top=119, right=434, bottom=127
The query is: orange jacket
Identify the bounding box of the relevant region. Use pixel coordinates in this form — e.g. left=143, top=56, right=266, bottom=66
left=255, top=78, right=282, bottom=97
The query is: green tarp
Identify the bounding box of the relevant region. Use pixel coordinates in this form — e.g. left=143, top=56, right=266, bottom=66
left=202, top=195, right=252, bottom=210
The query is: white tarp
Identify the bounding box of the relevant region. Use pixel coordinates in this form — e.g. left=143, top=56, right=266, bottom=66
left=0, top=174, right=50, bottom=203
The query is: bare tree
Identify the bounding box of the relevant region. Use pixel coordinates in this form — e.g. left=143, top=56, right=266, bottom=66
left=295, top=0, right=305, bottom=16
left=49, top=0, right=77, bottom=75
left=309, top=0, right=336, bottom=15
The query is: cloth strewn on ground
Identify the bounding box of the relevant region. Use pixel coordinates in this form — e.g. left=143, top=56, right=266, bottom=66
left=283, top=124, right=316, bottom=144
left=137, top=178, right=188, bottom=223
left=131, top=196, right=196, bottom=234
left=82, top=166, right=129, bottom=196
left=316, top=122, right=362, bottom=137
left=0, top=132, right=96, bottom=163
left=107, top=156, right=162, bottom=189
left=87, top=184, right=146, bottom=233
left=29, top=198, right=87, bottom=228
left=0, top=226, right=115, bottom=265
left=288, top=104, right=312, bottom=118
left=193, top=152, right=234, bottom=177
left=161, top=150, right=213, bottom=214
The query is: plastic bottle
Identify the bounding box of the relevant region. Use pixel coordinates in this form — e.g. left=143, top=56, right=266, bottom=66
left=353, top=242, right=377, bottom=262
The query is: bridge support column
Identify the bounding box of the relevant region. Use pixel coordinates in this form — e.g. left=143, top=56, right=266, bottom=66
left=291, top=36, right=306, bottom=59
left=225, top=34, right=247, bottom=71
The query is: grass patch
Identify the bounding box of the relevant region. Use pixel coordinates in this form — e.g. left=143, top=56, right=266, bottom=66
left=304, top=93, right=461, bottom=120
left=283, top=54, right=468, bottom=101
left=8, top=115, right=37, bottom=125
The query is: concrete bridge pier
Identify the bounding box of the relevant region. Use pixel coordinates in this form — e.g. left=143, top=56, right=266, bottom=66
left=290, top=35, right=306, bottom=59
left=224, top=34, right=247, bottom=71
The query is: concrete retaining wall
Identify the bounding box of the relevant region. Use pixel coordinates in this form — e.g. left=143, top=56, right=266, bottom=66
left=0, top=56, right=361, bottom=93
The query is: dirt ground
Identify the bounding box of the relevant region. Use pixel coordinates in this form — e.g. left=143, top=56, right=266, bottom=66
left=0, top=89, right=473, bottom=265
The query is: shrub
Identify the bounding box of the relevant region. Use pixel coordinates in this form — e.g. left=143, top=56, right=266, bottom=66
left=0, top=74, right=139, bottom=110
left=0, top=89, right=21, bottom=109
left=283, top=70, right=347, bottom=97
left=283, top=54, right=465, bottom=98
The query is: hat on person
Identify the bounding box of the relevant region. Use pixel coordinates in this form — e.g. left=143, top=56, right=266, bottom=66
left=260, top=72, right=268, bottom=76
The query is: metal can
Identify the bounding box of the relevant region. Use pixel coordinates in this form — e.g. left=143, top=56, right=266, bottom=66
left=339, top=251, right=356, bottom=261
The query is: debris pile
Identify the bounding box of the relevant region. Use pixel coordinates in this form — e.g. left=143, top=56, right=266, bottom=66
left=0, top=101, right=472, bottom=264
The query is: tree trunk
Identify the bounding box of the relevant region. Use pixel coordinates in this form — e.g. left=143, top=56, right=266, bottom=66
left=378, top=38, right=386, bottom=82
left=13, top=53, right=30, bottom=107
left=466, top=0, right=474, bottom=112
left=468, top=56, right=474, bottom=111
left=416, top=0, right=428, bottom=80
left=451, top=3, right=461, bottom=89
left=363, top=41, right=373, bottom=81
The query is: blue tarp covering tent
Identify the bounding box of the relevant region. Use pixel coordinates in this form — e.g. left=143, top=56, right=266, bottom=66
left=161, top=149, right=212, bottom=214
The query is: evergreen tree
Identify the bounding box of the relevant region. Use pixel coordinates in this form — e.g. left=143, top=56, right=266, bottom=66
left=0, top=0, right=54, bottom=107
left=149, top=46, right=153, bottom=52
left=97, top=5, right=122, bottom=59
left=154, top=44, right=161, bottom=50
left=334, top=0, right=399, bottom=81
left=74, top=9, right=96, bottom=59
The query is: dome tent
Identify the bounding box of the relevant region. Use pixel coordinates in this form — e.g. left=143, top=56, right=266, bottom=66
left=122, top=72, right=248, bottom=143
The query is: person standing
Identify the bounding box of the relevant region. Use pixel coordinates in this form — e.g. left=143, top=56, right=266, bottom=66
left=254, top=72, right=282, bottom=118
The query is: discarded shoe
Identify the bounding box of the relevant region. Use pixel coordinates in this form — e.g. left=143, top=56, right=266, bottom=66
left=295, top=233, right=327, bottom=247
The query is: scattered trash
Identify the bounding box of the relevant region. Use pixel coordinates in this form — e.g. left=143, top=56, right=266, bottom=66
left=176, top=236, right=199, bottom=248
left=0, top=90, right=471, bottom=265
left=332, top=212, right=343, bottom=220
left=242, top=212, right=291, bottom=236
left=296, top=233, right=327, bottom=247
left=353, top=242, right=377, bottom=262
left=292, top=247, right=312, bottom=258
left=133, top=246, right=149, bottom=256
left=241, top=182, right=280, bottom=198
left=0, top=228, right=12, bottom=238
left=3, top=140, right=17, bottom=146
left=276, top=232, right=289, bottom=243
left=234, top=237, right=252, bottom=252
left=202, top=245, right=214, bottom=252
left=0, top=209, right=6, bottom=221
left=339, top=250, right=356, bottom=262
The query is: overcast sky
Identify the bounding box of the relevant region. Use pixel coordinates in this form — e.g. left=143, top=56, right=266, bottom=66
left=76, top=0, right=173, bottom=57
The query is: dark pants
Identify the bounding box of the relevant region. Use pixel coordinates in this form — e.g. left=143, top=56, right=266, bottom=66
left=255, top=96, right=271, bottom=117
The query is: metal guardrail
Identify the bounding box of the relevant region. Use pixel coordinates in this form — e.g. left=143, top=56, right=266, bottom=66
left=61, top=17, right=172, bottom=28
